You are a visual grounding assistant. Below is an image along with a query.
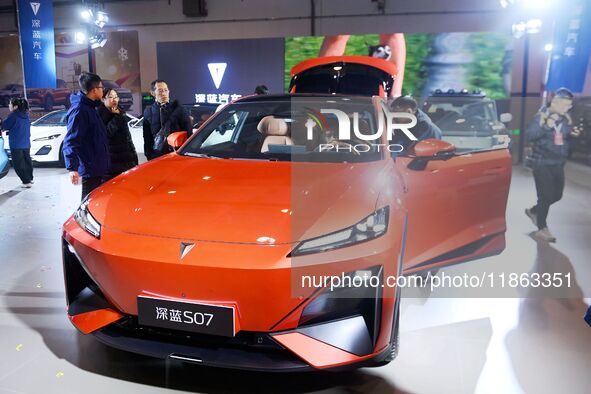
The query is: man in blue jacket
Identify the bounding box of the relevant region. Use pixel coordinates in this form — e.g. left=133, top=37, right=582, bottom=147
left=525, top=88, right=581, bottom=242
left=63, top=72, right=110, bottom=199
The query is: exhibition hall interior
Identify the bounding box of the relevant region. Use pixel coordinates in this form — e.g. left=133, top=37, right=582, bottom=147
left=1, top=0, right=590, bottom=393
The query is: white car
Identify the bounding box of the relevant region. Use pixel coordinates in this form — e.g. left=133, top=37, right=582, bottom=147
left=5, top=110, right=144, bottom=166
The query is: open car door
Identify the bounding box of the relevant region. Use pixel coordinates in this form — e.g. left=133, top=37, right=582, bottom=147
left=395, top=139, right=512, bottom=274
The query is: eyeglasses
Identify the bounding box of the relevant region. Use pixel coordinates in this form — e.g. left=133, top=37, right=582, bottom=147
left=106, top=95, right=119, bottom=99
left=155, top=88, right=169, bottom=93
left=94, top=85, right=104, bottom=90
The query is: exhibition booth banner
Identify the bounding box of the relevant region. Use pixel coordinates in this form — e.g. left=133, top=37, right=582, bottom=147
left=547, top=0, right=591, bottom=93
left=56, top=31, right=141, bottom=114
left=0, top=30, right=141, bottom=115
left=16, top=0, right=56, bottom=89
left=156, top=38, right=284, bottom=105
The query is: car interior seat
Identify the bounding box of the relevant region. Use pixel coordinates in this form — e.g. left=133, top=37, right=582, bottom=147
left=257, top=116, right=293, bottom=152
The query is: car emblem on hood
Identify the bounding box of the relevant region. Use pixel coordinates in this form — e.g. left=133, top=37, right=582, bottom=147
left=180, top=242, right=195, bottom=259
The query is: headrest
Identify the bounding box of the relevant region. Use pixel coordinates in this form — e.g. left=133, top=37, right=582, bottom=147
left=257, top=116, right=288, bottom=136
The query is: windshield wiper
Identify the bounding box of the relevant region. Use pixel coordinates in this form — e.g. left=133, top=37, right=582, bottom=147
left=184, top=152, right=224, bottom=159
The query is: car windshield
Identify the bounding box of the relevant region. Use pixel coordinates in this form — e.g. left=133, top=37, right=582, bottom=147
left=180, top=97, right=384, bottom=163
left=32, top=111, right=68, bottom=126
left=424, top=98, right=497, bottom=135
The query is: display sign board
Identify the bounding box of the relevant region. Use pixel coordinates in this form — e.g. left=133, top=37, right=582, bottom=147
left=157, top=38, right=284, bottom=104
left=16, top=0, right=57, bottom=89
left=547, top=0, right=591, bottom=93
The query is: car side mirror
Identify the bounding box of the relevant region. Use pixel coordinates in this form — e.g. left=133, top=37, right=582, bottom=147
left=408, top=139, right=455, bottom=170
left=413, top=139, right=455, bottom=157
left=500, top=113, right=513, bottom=123
left=167, top=131, right=188, bottom=150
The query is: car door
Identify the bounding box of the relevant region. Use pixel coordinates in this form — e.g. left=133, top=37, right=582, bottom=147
left=395, top=146, right=511, bottom=274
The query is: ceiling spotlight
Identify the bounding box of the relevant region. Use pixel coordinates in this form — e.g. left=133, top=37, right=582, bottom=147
left=544, top=43, right=553, bottom=52
left=512, top=21, right=526, bottom=38
left=81, top=9, right=93, bottom=20
left=74, top=31, right=87, bottom=44
left=526, top=19, right=542, bottom=34
left=95, top=11, right=109, bottom=29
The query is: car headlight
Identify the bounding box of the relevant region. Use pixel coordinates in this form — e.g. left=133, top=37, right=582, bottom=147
left=290, top=206, right=389, bottom=256
left=74, top=197, right=101, bottom=238
left=33, top=134, right=61, bottom=141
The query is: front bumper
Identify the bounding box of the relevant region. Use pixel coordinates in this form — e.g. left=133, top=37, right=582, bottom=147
left=62, top=215, right=401, bottom=370
left=30, top=138, right=61, bottom=162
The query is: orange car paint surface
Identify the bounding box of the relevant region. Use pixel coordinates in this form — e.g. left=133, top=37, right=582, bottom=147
left=272, top=332, right=384, bottom=369
left=290, top=56, right=397, bottom=79
left=64, top=216, right=400, bottom=337
left=69, top=308, right=124, bottom=334
left=62, top=94, right=512, bottom=370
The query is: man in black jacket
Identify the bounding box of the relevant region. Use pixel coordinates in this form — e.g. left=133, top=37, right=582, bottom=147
left=525, top=88, right=581, bottom=242
left=389, top=96, right=443, bottom=141
left=143, top=79, right=191, bottom=160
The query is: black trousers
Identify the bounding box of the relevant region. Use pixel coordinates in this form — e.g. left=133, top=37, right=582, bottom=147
left=81, top=176, right=103, bottom=200
left=11, top=148, right=33, bottom=184
left=531, top=164, right=565, bottom=229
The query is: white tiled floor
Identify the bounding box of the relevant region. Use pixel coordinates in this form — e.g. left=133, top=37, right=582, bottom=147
left=0, top=162, right=590, bottom=394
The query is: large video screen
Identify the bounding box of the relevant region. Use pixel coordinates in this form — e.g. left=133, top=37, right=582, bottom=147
left=157, top=38, right=284, bottom=104
left=285, top=33, right=512, bottom=99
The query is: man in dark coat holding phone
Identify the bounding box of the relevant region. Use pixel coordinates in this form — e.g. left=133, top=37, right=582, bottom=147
left=142, top=79, right=191, bottom=160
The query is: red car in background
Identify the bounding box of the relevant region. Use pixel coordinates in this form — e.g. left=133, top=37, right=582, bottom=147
left=27, top=79, right=73, bottom=111
left=0, top=79, right=73, bottom=111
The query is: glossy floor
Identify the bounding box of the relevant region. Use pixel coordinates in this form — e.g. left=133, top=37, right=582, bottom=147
left=0, top=162, right=590, bottom=394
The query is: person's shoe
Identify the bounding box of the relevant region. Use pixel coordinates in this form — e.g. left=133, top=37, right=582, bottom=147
left=533, top=227, right=556, bottom=242
left=22, top=183, right=33, bottom=188
left=525, top=208, right=537, bottom=227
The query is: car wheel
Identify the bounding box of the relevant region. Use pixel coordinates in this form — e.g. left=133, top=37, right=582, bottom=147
left=44, top=95, right=54, bottom=111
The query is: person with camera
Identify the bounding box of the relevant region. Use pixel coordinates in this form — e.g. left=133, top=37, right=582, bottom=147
left=525, top=88, right=581, bottom=242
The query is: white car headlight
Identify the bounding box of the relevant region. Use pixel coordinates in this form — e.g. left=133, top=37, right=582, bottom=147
left=290, top=206, right=389, bottom=256
left=74, top=197, right=101, bottom=238
left=33, top=134, right=61, bottom=141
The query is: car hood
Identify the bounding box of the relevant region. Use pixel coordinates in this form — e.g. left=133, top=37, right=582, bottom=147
left=88, top=154, right=388, bottom=244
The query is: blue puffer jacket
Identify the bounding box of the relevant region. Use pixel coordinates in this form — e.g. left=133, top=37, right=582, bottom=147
left=63, top=92, right=110, bottom=178
left=3, top=111, right=31, bottom=149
